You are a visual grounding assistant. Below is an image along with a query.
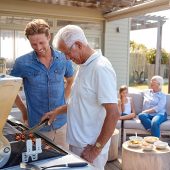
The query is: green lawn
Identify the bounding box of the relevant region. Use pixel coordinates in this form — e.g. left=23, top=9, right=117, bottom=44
left=130, top=84, right=169, bottom=94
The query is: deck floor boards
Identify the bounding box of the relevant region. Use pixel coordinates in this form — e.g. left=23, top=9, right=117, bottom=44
left=105, top=148, right=122, bottom=170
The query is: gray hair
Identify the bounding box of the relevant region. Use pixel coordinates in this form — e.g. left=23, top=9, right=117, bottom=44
left=53, top=25, right=88, bottom=48
left=151, top=75, right=164, bottom=89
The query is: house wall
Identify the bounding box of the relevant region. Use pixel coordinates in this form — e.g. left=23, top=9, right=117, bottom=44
left=0, top=0, right=131, bottom=88
left=104, top=18, right=130, bottom=88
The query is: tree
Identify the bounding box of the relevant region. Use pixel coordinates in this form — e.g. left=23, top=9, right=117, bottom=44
left=130, top=41, right=147, bottom=53
left=146, top=48, right=169, bottom=64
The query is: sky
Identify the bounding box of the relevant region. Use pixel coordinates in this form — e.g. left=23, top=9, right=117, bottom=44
left=130, top=9, right=170, bottom=52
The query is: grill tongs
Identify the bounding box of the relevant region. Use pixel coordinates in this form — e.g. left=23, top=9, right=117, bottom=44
left=25, top=119, right=49, bottom=134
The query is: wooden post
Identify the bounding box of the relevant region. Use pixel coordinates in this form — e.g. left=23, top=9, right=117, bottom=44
left=155, top=21, right=162, bottom=75
left=168, top=57, right=170, bottom=93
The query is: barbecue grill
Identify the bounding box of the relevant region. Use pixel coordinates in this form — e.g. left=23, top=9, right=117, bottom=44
left=0, top=75, right=67, bottom=169
left=0, top=75, right=94, bottom=170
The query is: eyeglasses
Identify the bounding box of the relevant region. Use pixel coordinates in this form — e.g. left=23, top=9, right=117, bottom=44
left=65, top=43, right=75, bottom=56
left=150, top=81, right=160, bottom=85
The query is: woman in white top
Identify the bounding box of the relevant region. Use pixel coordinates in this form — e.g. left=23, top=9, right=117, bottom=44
left=118, top=85, right=136, bottom=120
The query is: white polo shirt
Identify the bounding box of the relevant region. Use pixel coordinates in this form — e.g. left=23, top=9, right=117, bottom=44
left=67, top=52, right=117, bottom=153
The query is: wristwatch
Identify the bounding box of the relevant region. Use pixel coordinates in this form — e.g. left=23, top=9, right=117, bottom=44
left=95, top=142, right=103, bottom=150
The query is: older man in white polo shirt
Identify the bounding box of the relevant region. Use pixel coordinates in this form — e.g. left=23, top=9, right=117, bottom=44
left=42, top=25, right=120, bottom=170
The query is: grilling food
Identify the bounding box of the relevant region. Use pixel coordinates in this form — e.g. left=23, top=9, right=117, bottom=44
left=130, top=140, right=141, bottom=144
left=15, top=132, right=35, bottom=142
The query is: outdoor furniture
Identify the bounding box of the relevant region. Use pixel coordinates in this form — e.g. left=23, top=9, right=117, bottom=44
left=108, top=129, right=119, bottom=161
left=122, top=89, right=170, bottom=142
left=116, top=120, right=122, bottom=146
left=122, top=141, right=170, bottom=170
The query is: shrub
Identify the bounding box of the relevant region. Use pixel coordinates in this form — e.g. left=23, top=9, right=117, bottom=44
left=146, top=48, right=169, bottom=64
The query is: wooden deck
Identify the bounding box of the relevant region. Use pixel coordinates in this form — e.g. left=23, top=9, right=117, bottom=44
left=105, top=158, right=122, bottom=170
left=105, top=148, right=122, bottom=170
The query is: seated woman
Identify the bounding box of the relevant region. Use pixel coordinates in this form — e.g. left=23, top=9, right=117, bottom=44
left=118, top=85, right=136, bottom=120
left=138, top=75, right=167, bottom=138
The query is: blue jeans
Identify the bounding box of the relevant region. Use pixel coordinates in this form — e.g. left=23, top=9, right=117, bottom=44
left=138, top=112, right=167, bottom=137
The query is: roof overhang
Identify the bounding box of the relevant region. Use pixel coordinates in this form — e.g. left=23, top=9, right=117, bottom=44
left=0, top=0, right=170, bottom=22
left=104, top=0, right=170, bottom=21
left=0, top=0, right=104, bottom=22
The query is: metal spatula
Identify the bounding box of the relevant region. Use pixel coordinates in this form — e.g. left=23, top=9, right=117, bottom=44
left=25, top=119, right=49, bottom=134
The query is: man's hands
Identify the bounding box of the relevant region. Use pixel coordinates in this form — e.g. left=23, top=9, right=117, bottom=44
left=81, top=144, right=101, bottom=163
left=120, top=96, right=126, bottom=104
left=23, top=120, right=29, bottom=127
left=142, top=110, right=149, bottom=113
left=142, top=108, right=155, bottom=114
left=41, top=105, right=67, bottom=125
left=41, top=111, right=56, bottom=125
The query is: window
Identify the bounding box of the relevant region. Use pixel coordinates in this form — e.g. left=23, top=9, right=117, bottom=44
left=15, top=31, right=32, bottom=58
left=0, top=30, right=32, bottom=72
left=0, top=30, right=14, bottom=70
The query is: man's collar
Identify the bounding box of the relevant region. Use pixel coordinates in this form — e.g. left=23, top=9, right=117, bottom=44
left=33, top=47, right=57, bottom=61
left=81, top=51, right=99, bottom=66
left=150, top=89, right=161, bottom=94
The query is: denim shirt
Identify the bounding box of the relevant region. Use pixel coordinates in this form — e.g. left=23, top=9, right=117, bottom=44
left=142, top=89, right=166, bottom=115
left=11, top=48, right=74, bottom=131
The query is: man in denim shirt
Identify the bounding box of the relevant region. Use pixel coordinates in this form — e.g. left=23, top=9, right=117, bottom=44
left=11, top=19, right=74, bottom=149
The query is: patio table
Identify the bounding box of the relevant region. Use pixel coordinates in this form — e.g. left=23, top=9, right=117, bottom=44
left=122, top=141, right=170, bottom=170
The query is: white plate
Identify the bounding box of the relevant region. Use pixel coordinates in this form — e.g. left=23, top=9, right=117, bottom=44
left=144, top=136, right=159, bottom=144
left=129, top=136, right=143, bottom=141
left=142, top=141, right=154, bottom=151
left=154, top=141, right=168, bottom=149
left=128, top=140, right=142, bottom=148
left=142, top=145, right=154, bottom=151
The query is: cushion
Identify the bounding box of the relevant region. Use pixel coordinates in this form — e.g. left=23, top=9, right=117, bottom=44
left=116, top=120, right=121, bottom=129
left=166, top=95, right=170, bottom=116
left=128, top=89, right=143, bottom=114
left=128, top=88, right=170, bottom=116
left=123, top=117, right=145, bottom=130
left=160, top=116, right=170, bottom=131
left=124, top=116, right=170, bottom=131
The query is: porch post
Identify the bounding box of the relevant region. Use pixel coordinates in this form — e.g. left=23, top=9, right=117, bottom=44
left=168, top=57, right=170, bottom=93
left=155, top=21, right=162, bottom=75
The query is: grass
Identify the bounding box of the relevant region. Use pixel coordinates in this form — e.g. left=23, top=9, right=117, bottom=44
left=130, top=83, right=169, bottom=94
